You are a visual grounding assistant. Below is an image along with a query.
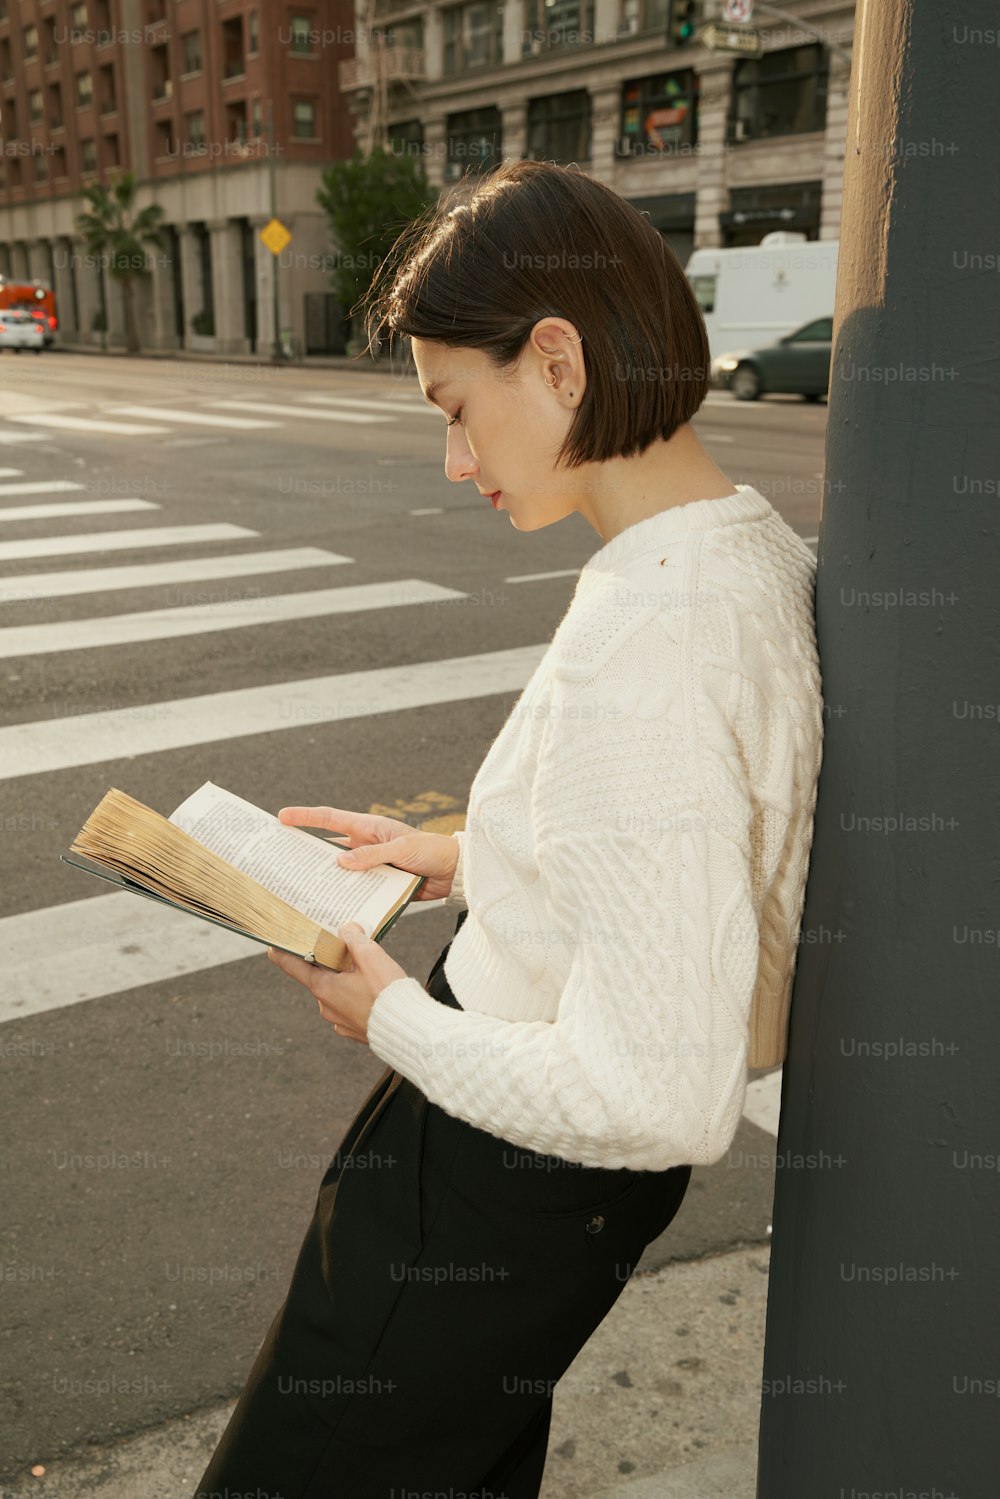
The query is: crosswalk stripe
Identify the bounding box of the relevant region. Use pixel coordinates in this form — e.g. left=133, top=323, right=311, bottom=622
left=0, top=547, right=351, bottom=603
left=107, top=405, right=280, bottom=430
left=0, top=578, right=467, bottom=659
left=301, top=394, right=432, bottom=415
left=0, top=644, right=548, bottom=779
left=0, top=430, right=51, bottom=443
left=4, top=413, right=171, bottom=435
left=0, top=498, right=157, bottom=524
left=0, top=522, right=257, bottom=563
left=0, top=479, right=86, bottom=495
left=742, top=1070, right=783, bottom=1136
left=0, top=884, right=439, bottom=1023
left=208, top=400, right=392, bottom=424
left=0, top=467, right=24, bottom=477
left=507, top=568, right=578, bottom=583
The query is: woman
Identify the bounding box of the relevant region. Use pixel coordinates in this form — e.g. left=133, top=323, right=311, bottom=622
left=194, top=160, right=823, bottom=1498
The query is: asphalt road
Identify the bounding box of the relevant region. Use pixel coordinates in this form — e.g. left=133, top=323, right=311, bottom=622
left=0, top=351, right=827, bottom=1480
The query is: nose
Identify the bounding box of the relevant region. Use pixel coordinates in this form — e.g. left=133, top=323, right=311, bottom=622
left=444, top=427, right=478, bottom=485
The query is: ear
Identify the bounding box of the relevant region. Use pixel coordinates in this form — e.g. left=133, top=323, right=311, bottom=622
left=528, top=317, right=586, bottom=404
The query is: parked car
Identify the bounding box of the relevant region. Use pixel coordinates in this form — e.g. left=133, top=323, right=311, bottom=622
left=710, top=315, right=833, bottom=401
left=0, top=308, right=45, bottom=353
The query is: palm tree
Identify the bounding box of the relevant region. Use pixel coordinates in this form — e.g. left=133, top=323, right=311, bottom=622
left=75, top=171, right=166, bottom=354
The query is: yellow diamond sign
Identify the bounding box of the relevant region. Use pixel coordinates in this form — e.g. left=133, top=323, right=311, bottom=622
left=260, top=217, right=292, bottom=256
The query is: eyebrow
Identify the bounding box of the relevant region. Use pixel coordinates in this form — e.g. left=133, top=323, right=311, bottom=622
left=422, top=380, right=451, bottom=408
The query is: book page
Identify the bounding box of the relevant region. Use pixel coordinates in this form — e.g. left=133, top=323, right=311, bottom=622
left=168, top=782, right=413, bottom=939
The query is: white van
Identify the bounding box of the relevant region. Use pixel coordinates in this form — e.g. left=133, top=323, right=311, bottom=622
left=684, top=231, right=839, bottom=362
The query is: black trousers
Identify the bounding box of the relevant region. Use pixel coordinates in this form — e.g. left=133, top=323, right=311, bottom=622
left=193, top=910, right=692, bottom=1499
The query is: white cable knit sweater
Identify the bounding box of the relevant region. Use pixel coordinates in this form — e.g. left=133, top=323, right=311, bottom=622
left=367, top=485, right=824, bottom=1171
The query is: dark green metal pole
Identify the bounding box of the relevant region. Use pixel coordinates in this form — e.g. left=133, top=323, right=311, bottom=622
left=758, top=1, right=1000, bottom=1492
left=267, top=99, right=282, bottom=363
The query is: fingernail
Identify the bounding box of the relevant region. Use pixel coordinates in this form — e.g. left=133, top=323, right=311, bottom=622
left=337, top=852, right=355, bottom=863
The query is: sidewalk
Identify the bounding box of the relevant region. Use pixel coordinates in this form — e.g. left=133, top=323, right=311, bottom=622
left=5, top=1241, right=766, bottom=1499
left=46, top=339, right=414, bottom=377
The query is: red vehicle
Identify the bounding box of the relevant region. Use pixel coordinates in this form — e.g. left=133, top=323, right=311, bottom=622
left=0, top=277, right=58, bottom=346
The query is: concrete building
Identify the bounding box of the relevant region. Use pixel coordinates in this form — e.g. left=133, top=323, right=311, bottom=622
left=341, top=0, right=855, bottom=262
left=0, top=0, right=855, bottom=356
left=0, top=0, right=357, bottom=353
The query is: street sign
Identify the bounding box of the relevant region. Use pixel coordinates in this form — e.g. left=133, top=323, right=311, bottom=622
left=723, top=0, right=753, bottom=21
left=697, top=20, right=762, bottom=54
left=260, top=217, right=292, bottom=256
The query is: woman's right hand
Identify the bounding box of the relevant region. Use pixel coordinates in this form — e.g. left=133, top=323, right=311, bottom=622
left=276, top=805, right=461, bottom=903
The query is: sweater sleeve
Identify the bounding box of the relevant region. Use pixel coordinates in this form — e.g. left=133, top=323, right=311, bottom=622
left=440, top=828, right=466, bottom=908
left=366, top=632, right=761, bottom=1171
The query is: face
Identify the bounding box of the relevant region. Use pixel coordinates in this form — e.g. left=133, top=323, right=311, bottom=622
left=410, top=322, right=588, bottom=531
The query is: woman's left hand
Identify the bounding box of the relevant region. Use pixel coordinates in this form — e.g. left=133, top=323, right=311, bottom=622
left=266, top=923, right=410, bottom=1044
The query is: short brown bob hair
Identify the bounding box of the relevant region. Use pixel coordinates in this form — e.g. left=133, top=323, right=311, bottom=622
left=362, top=159, right=711, bottom=471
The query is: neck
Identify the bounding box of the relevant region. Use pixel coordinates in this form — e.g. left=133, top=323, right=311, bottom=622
left=576, top=424, right=738, bottom=545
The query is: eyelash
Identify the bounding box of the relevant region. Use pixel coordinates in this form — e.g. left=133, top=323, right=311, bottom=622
left=446, top=408, right=464, bottom=427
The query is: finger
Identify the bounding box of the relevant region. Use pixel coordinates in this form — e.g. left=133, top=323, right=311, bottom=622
left=277, top=806, right=355, bottom=831
left=336, top=837, right=403, bottom=869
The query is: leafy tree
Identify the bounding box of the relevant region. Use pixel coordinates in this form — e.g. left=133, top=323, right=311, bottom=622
left=75, top=171, right=166, bottom=354
left=316, top=145, right=434, bottom=354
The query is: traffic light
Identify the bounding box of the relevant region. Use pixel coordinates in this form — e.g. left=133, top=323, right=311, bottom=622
left=668, top=0, right=697, bottom=47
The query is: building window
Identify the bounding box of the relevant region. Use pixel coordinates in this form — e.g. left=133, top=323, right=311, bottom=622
left=76, top=71, right=93, bottom=109
left=289, top=14, right=315, bottom=54
left=35, top=149, right=48, bottom=182
left=29, top=89, right=44, bottom=123
left=154, top=119, right=172, bottom=157
left=250, top=97, right=262, bottom=137
left=292, top=98, right=316, bottom=138
left=80, top=137, right=97, bottom=173
left=445, top=105, right=501, bottom=181
left=185, top=110, right=206, bottom=148
left=729, top=43, right=828, bottom=143
left=442, top=3, right=503, bottom=74
left=0, top=38, right=11, bottom=80
left=43, top=18, right=58, bottom=65
left=181, top=31, right=202, bottom=74
left=48, top=83, right=63, bottom=129
left=53, top=144, right=68, bottom=178
left=222, top=16, right=245, bottom=79
left=99, top=63, right=116, bottom=113
left=617, top=0, right=668, bottom=35
left=525, top=89, right=591, bottom=165
left=389, top=118, right=424, bottom=159
left=619, top=70, right=697, bottom=157
left=23, top=24, right=39, bottom=59
left=522, top=0, right=594, bottom=53
left=71, top=2, right=88, bottom=29
left=105, top=131, right=120, bottom=167
left=248, top=11, right=259, bottom=54
left=226, top=99, right=248, bottom=144
left=151, top=44, right=172, bottom=99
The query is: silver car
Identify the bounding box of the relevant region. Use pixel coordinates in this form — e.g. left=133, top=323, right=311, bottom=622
left=0, top=308, right=45, bottom=352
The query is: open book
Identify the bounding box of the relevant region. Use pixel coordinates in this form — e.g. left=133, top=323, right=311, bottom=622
left=61, top=781, right=426, bottom=970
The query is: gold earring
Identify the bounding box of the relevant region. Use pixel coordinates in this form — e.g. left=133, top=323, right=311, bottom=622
left=544, top=373, right=557, bottom=386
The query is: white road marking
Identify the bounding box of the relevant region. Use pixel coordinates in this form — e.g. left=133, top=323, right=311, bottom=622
left=0, top=467, right=24, bottom=477
left=742, top=1070, right=783, bottom=1137
left=0, top=887, right=455, bottom=1023
left=301, top=394, right=433, bottom=414
left=0, top=643, right=549, bottom=778
left=108, top=405, right=280, bottom=430
left=0, top=578, right=467, bottom=658
left=4, top=413, right=171, bottom=435
left=0, top=547, right=350, bottom=603
left=507, top=569, right=578, bottom=582
left=0, top=499, right=157, bottom=523
left=208, top=401, right=392, bottom=424
left=0, top=431, right=52, bottom=443
left=0, top=479, right=86, bottom=495
left=0, top=523, right=257, bottom=563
